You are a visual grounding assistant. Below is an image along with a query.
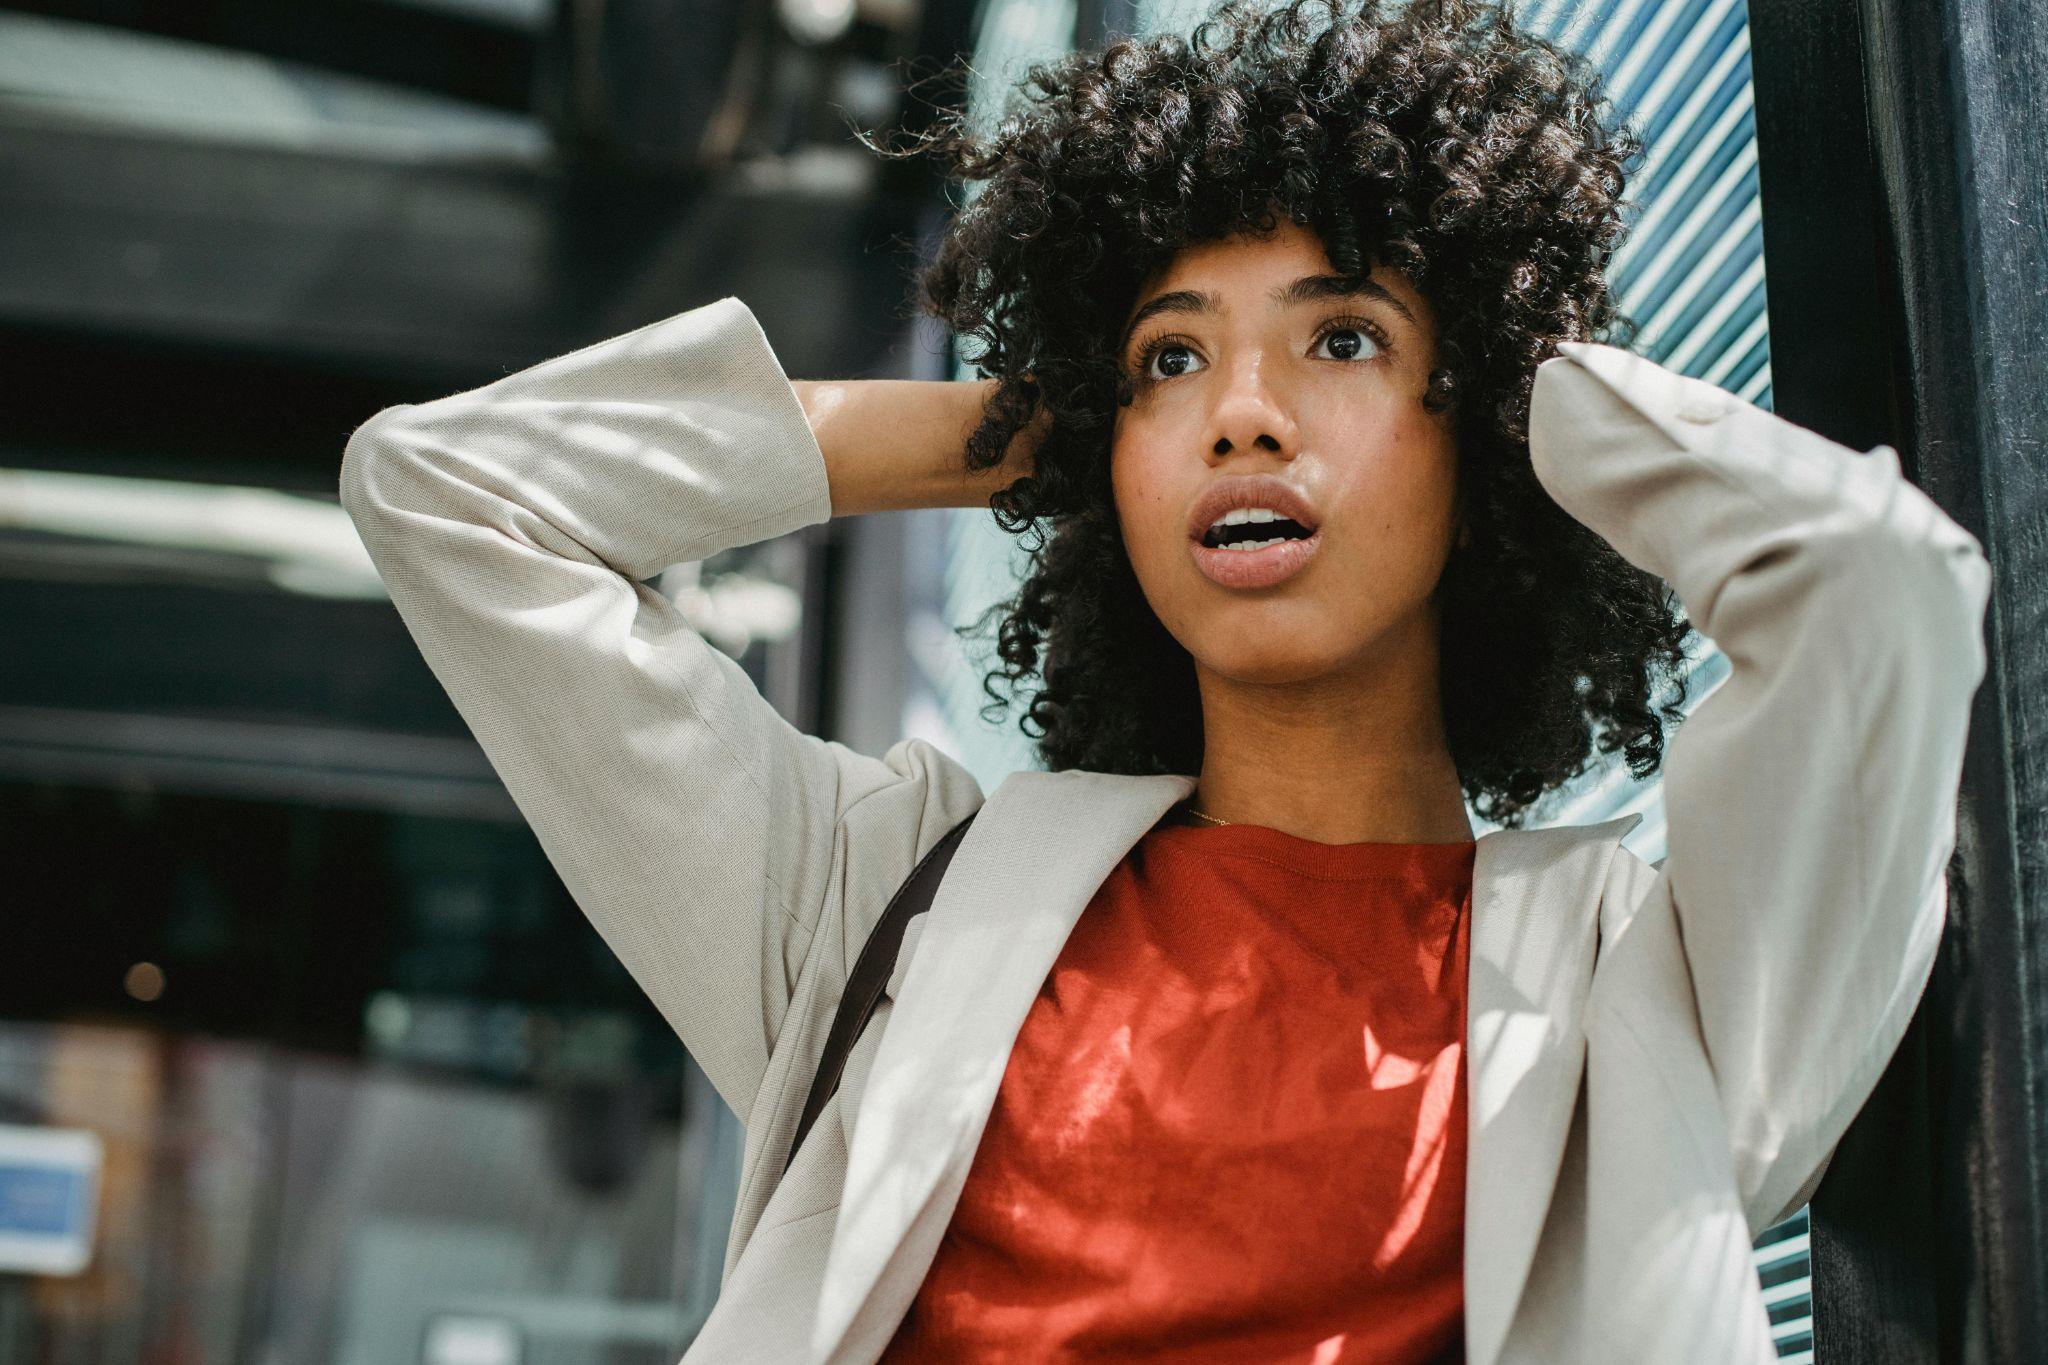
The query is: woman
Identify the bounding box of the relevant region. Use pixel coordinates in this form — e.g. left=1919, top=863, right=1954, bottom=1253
left=339, top=1, right=1991, bottom=1361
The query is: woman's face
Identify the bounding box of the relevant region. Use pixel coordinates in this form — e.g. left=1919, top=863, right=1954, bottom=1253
left=1110, top=217, right=1459, bottom=687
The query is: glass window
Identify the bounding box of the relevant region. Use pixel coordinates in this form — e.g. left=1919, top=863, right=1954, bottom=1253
left=0, top=469, right=808, bottom=1359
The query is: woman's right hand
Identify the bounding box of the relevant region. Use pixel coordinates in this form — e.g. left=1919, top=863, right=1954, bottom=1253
left=792, top=376, right=1046, bottom=517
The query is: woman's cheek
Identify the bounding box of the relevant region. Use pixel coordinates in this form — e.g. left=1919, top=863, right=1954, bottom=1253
left=1131, top=500, right=1184, bottom=609
left=1113, top=449, right=1175, bottom=560
left=1115, top=465, right=1194, bottom=630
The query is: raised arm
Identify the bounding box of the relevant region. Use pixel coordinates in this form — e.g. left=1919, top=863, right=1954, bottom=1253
left=791, top=373, right=1041, bottom=516
left=1527, top=341, right=1992, bottom=1232
left=339, top=295, right=1023, bottom=1118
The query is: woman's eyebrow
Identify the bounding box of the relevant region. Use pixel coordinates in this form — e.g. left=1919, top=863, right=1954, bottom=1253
left=1122, top=289, right=1211, bottom=346
left=1121, top=274, right=1419, bottom=347
left=1277, top=273, right=1420, bottom=331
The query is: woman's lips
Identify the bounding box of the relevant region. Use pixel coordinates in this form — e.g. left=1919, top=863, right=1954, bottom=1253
left=1189, top=528, right=1323, bottom=589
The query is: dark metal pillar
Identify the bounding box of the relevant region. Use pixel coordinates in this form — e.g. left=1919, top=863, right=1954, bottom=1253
left=1747, top=0, right=2048, bottom=1359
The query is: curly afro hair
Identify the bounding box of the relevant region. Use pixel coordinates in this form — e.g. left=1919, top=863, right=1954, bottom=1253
left=871, top=0, right=1698, bottom=827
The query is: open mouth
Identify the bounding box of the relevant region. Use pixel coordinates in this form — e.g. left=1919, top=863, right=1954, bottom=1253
left=1189, top=508, right=1323, bottom=589
left=1183, top=479, right=1324, bottom=589
left=1197, top=511, right=1318, bottom=552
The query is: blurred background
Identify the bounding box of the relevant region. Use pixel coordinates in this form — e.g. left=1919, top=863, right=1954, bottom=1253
left=0, top=0, right=2014, bottom=1359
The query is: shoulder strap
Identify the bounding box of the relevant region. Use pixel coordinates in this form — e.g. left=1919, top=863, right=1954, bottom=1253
left=782, top=809, right=978, bottom=1179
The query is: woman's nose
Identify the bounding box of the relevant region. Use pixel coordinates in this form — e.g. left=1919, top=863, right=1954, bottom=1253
left=1209, top=358, right=1299, bottom=461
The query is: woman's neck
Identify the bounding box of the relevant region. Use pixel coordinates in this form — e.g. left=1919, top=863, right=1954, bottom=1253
left=1189, top=621, right=1472, bottom=846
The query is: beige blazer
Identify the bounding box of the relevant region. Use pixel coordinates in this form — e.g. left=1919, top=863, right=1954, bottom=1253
left=340, top=295, right=1991, bottom=1364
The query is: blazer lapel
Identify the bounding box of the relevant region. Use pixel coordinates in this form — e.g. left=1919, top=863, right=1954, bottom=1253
left=1463, top=812, right=1642, bottom=1365
left=808, top=766, right=1196, bottom=1364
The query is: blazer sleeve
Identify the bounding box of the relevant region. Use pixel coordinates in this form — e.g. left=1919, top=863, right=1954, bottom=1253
left=1528, top=341, right=1991, bottom=1233
left=339, top=294, right=985, bottom=1119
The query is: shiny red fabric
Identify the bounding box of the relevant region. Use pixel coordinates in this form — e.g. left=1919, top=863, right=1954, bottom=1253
left=879, top=818, right=1475, bottom=1364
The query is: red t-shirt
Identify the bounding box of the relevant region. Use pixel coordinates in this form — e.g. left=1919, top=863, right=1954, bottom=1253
left=879, top=816, right=1475, bottom=1363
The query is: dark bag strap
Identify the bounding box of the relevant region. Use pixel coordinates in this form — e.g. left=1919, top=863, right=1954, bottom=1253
left=782, top=809, right=978, bottom=1179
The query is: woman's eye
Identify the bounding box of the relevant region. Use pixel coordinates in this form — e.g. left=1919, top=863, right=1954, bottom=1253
left=1145, top=343, right=1203, bottom=381
left=1314, top=325, right=1383, bottom=362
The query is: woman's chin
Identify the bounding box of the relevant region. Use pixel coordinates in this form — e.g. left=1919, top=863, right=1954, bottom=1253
left=1188, top=637, right=1361, bottom=689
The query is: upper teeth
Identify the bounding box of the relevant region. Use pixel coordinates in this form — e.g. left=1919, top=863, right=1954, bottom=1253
left=1210, top=506, right=1283, bottom=532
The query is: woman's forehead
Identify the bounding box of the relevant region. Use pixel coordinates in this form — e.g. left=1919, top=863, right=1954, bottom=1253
left=1120, top=226, right=1433, bottom=345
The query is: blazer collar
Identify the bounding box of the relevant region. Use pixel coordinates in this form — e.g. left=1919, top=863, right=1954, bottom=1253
left=806, top=766, right=1639, bottom=1365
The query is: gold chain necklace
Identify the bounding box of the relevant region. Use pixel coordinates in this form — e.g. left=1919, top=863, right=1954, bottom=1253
left=1181, top=801, right=1230, bottom=827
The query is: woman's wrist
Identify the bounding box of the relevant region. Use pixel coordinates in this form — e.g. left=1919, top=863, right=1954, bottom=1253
left=793, top=377, right=1042, bottom=517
